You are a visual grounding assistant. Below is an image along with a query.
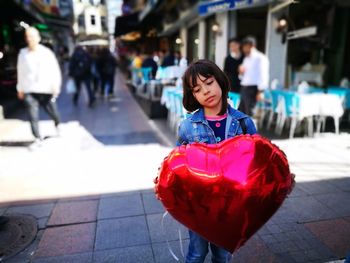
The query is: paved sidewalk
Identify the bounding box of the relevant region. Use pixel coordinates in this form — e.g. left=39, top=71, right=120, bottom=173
left=0, top=72, right=350, bottom=263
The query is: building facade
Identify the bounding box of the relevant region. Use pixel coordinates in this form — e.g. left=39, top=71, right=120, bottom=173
left=72, top=0, right=108, bottom=42
left=134, top=0, right=350, bottom=89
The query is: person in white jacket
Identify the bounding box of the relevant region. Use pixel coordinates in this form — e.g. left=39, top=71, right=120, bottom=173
left=17, top=27, right=62, bottom=145
left=238, top=36, right=269, bottom=116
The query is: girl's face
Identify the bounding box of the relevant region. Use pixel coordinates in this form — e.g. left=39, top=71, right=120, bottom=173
left=192, top=74, right=222, bottom=113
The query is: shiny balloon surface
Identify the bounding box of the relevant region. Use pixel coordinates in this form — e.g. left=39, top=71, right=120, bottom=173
left=154, top=135, right=293, bottom=253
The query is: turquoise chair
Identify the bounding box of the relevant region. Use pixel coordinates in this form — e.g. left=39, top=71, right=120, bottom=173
left=131, top=68, right=142, bottom=87
left=275, top=92, right=302, bottom=137
left=267, top=90, right=283, bottom=130
left=141, top=67, right=152, bottom=83
left=257, top=90, right=273, bottom=129
left=228, top=92, right=240, bottom=109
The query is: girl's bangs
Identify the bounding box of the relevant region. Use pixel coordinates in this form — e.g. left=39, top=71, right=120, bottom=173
left=186, top=64, right=213, bottom=89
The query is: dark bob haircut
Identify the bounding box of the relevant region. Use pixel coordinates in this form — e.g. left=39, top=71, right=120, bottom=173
left=182, top=59, right=230, bottom=115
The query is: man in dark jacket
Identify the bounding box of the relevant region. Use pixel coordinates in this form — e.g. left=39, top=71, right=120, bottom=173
left=142, top=52, right=158, bottom=79
left=161, top=50, right=175, bottom=67
left=224, top=38, right=244, bottom=93
left=69, top=46, right=95, bottom=107
left=97, top=48, right=117, bottom=98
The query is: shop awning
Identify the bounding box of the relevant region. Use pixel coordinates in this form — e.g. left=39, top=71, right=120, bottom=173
left=198, top=0, right=272, bottom=16
left=114, top=12, right=140, bottom=37
left=139, top=0, right=160, bottom=20
left=77, top=39, right=109, bottom=46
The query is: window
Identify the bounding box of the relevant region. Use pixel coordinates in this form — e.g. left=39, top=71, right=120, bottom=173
left=187, top=24, right=199, bottom=63
left=78, top=15, right=84, bottom=27
left=91, top=15, right=96, bottom=25
left=101, top=16, right=107, bottom=32
left=205, top=16, right=216, bottom=62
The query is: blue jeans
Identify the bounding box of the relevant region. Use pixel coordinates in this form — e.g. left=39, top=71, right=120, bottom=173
left=345, top=252, right=350, bottom=263
left=186, top=230, right=230, bottom=263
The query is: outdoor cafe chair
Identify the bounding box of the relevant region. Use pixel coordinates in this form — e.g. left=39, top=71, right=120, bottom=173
left=256, top=90, right=272, bottom=129
left=267, top=90, right=282, bottom=130
left=228, top=92, right=240, bottom=109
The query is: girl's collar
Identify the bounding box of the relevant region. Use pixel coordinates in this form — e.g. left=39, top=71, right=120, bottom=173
left=205, top=113, right=227, bottom=121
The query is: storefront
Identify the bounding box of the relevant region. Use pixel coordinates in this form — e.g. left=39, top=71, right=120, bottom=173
left=286, top=0, right=350, bottom=87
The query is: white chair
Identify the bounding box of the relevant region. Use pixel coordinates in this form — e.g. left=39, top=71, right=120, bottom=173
left=316, top=94, right=344, bottom=134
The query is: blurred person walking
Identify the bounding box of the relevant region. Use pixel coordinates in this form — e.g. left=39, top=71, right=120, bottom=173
left=97, top=48, right=117, bottom=98
left=91, top=47, right=101, bottom=97
left=161, top=49, right=175, bottom=67
left=142, top=51, right=158, bottom=79
left=69, top=46, right=95, bottom=107
left=17, top=27, right=62, bottom=148
left=238, top=36, right=269, bottom=116
left=174, top=51, right=188, bottom=67
left=224, top=38, right=243, bottom=93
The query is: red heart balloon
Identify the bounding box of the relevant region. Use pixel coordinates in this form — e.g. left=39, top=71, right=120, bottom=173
left=154, top=134, right=293, bottom=253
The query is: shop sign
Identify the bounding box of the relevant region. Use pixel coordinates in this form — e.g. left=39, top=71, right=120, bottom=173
left=199, top=0, right=270, bottom=16
left=287, top=26, right=317, bottom=40
left=32, top=0, right=60, bottom=16
left=199, top=0, right=234, bottom=16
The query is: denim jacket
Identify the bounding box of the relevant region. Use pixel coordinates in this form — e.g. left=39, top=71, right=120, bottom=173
left=176, top=105, right=257, bottom=146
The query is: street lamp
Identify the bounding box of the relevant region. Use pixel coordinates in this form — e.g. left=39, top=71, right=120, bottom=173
left=211, top=21, right=221, bottom=35
left=276, top=16, right=288, bottom=44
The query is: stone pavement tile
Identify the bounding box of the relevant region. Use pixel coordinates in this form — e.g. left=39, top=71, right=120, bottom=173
left=32, top=252, right=93, bottom=263
left=288, top=185, right=308, bottom=198
left=273, top=240, right=337, bottom=262
left=231, top=236, right=280, bottom=263
left=101, top=190, right=141, bottom=198
left=0, top=207, right=6, bottom=215
left=5, top=230, right=44, bottom=263
left=288, top=251, right=309, bottom=263
left=93, top=245, right=154, bottom=263
left=328, top=177, right=350, bottom=192
left=152, top=240, right=195, bottom=263
left=5, top=203, right=55, bottom=218
left=94, top=216, right=150, bottom=250
left=305, top=218, right=350, bottom=258
left=2, top=199, right=57, bottom=207
left=259, top=221, right=337, bottom=263
left=265, top=223, right=284, bottom=234
left=34, top=222, right=95, bottom=258
left=259, top=234, right=279, bottom=244
left=58, top=194, right=100, bottom=203
left=98, top=194, right=144, bottom=219
left=38, top=217, right=49, bottom=230
left=47, top=200, right=98, bottom=226
left=298, top=180, right=340, bottom=195
left=314, top=192, right=350, bottom=217
left=142, top=192, right=164, bottom=214
left=147, top=213, right=189, bottom=243
left=274, top=196, right=338, bottom=223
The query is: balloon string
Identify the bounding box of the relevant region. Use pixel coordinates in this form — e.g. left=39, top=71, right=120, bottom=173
left=178, top=227, right=185, bottom=258
left=162, top=211, right=180, bottom=261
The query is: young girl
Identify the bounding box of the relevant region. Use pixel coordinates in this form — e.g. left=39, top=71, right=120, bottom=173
left=177, top=59, right=257, bottom=263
